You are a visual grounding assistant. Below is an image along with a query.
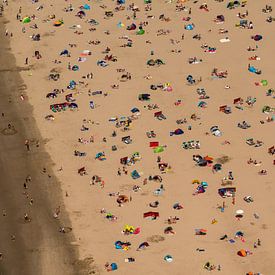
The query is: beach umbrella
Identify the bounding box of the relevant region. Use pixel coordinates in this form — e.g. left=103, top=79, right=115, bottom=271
left=22, top=17, right=31, bottom=23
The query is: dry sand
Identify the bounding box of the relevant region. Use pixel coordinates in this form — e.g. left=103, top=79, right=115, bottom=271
left=1, top=0, right=275, bottom=274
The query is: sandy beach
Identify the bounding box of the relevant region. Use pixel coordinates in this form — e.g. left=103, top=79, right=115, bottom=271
left=0, top=18, right=85, bottom=275
left=1, top=0, right=275, bottom=274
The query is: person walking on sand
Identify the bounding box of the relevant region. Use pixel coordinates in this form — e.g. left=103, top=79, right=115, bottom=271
left=25, top=139, right=30, bottom=151
left=25, top=57, right=28, bottom=65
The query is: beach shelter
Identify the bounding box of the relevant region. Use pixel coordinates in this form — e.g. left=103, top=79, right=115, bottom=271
left=76, top=10, right=86, bottom=17
left=69, top=103, right=78, bottom=109
left=117, top=21, right=125, bottom=28
left=88, top=19, right=99, bottom=25
left=164, top=255, right=173, bottom=262
left=117, top=195, right=129, bottom=204
left=248, top=66, right=257, bottom=73
left=143, top=211, right=159, bottom=219
left=252, top=35, right=262, bottom=41
left=216, top=15, right=225, bottom=22
left=131, top=170, right=140, bottom=179
left=185, top=24, right=194, bottom=30
left=195, top=229, right=207, bottom=235
left=174, top=128, right=184, bottom=135
left=72, top=65, right=79, bottom=71
left=137, top=28, right=145, bottom=35
left=117, top=0, right=125, bottom=4
left=83, top=4, right=91, bottom=10
left=127, top=23, right=136, bottom=30
left=60, top=49, right=69, bottom=56
left=198, top=101, right=207, bottom=108
left=218, top=187, right=236, bottom=197
left=110, top=263, right=118, bottom=271
left=153, top=146, right=164, bottom=153
left=137, top=242, right=149, bottom=250
left=53, top=20, right=64, bottom=27
left=237, top=249, right=247, bottom=257
left=262, top=105, right=274, bottom=114
left=22, top=17, right=31, bottom=23
left=233, top=97, right=243, bottom=104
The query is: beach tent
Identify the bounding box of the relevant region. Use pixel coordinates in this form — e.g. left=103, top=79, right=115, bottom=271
left=227, top=1, right=240, bottom=9
left=22, top=17, right=31, bottom=23
left=131, top=170, right=140, bottom=179
left=60, top=49, right=69, bottom=56
left=131, top=107, right=140, bottom=113
left=150, top=141, right=159, bottom=148
left=117, top=0, right=125, bottom=4
left=138, top=94, right=150, bottom=101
